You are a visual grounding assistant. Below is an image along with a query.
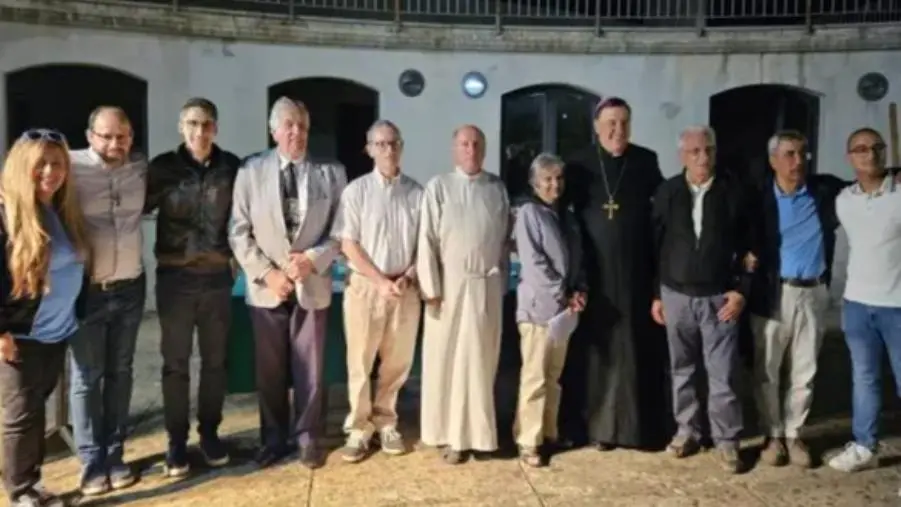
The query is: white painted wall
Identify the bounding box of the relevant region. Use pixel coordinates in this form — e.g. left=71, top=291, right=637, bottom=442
left=0, top=22, right=895, bottom=310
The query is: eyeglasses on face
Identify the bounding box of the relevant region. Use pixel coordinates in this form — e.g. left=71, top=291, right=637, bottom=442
left=20, top=128, right=67, bottom=144
left=848, top=143, right=886, bottom=155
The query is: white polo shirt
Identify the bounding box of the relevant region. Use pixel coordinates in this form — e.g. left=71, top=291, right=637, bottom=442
left=836, top=175, right=901, bottom=308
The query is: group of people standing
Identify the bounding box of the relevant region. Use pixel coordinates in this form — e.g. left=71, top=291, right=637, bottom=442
left=0, top=93, right=898, bottom=507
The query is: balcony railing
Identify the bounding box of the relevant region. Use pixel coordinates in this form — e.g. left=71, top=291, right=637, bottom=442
left=125, top=0, right=900, bottom=31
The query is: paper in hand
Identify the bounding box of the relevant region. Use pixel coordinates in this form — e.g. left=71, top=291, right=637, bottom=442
left=547, top=309, right=579, bottom=345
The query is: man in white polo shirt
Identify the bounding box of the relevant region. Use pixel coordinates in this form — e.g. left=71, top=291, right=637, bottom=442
left=829, top=127, right=901, bottom=472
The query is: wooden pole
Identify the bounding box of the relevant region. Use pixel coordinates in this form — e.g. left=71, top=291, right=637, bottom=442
left=889, top=102, right=899, bottom=167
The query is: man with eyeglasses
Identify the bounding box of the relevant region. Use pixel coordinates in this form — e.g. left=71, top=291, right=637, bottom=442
left=144, top=98, right=241, bottom=477
left=331, top=120, right=423, bottom=463
left=744, top=129, right=900, bottom=469
left=828, top=128, right=901, bottom=472
left=68, top=106, right=147, bottom=495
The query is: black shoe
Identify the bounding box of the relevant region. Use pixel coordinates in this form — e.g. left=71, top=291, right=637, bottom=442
left=164, top=443, right=191, bottom=478
left=298, top=444, right=323, bottom=469
left=596, top=442, right=615, bottom=452
left=200, top=435, right=230, bottom=467
left=255, top=445, right=289, bottom=469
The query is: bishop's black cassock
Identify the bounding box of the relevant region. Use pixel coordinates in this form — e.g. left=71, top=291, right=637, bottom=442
left=560, top=142, right=672, bottom=450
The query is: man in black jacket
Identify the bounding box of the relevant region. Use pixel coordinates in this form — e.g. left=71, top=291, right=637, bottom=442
left=145, top=98, right=241, bottom=476
left=651, top=125, right=753, bottom=474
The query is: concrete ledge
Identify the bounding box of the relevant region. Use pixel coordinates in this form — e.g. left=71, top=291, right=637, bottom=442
left=1, top=0, right=901, bottom=54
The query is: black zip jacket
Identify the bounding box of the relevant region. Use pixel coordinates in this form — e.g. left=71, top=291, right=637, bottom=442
left=145, top=144, right=240, bottom=272
left=652, top=171, right=752, bottom=297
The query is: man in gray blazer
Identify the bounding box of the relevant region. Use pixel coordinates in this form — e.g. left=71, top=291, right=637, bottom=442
left=229, top=97, right=347, bottom=469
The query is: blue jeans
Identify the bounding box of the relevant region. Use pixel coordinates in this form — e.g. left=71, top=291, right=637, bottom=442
left=68, top=275, right=146, bottom=472
left=841, top=299, right=901, bottom=450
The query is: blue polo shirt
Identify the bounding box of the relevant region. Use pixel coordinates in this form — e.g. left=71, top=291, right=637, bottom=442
left=15, top=207, right=84, bottom=343
left=774, top=183, right=825, bottom=280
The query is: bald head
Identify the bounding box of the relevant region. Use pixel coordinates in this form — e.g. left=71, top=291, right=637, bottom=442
left=453, top=124, right=486, bottom=175
left=87, top=106, right=133, bottom=166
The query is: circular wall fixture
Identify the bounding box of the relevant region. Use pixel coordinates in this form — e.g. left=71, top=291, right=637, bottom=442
left=857, top=72, right=889, bottom=102
left=398, top=69, right=425, bottom=97
left=462, top=71, right=488, bottom=99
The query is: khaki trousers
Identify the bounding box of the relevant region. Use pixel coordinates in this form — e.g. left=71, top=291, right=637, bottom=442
left=752, top=283, right=829, bottom=438
left=343, top=273, right=421, bottom=439
left=514, top=322, right=569, bottom=448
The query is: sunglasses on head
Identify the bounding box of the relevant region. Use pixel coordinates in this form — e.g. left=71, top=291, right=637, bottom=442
left=20, top=129, right=67, bottom=144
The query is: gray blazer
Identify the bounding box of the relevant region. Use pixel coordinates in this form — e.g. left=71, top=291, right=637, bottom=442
left=229, top=149, right=347, bottom=309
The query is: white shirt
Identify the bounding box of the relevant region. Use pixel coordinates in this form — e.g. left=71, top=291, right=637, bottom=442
left=836, top=175, right=901, bottom=308
left=70, top=149, right=146, bottom=283
left=688, top=175, right=714, bottom=239
left=331, top=168, right=423, bottom=276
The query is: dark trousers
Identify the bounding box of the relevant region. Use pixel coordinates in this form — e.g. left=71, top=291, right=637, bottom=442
left=156, top=268, right=233, bottom=445
left=249, top=300, right=327, bottom=449
left=660, top=285, right=743, bottom=448
left=1, top=340, right=67, bottom=500
left=69, top=275, right=146, bottom=470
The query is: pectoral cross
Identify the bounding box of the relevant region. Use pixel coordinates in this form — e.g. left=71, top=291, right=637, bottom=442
left=602, top=198, right=620, bottom=220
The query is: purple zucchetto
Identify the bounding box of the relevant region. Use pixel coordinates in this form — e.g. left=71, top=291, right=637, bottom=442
left=593, top=96, right=632, bottom=119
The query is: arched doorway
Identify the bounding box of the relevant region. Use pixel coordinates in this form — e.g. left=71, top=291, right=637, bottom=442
left=5, top=64, right=148, bottom=152
left=709, top=85, right=820, bottom=186
left=500, top=84, right=601, bottom=205
left=267, top=78, right=379, bottom=183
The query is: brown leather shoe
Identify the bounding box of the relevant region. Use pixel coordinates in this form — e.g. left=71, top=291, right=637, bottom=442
left=760, top=438, right=788, bottom=467
left=718, top=446, right=742, bottom=473
left=787, top=438, right=812, bottom=468
left=442, top=448, right=465, bottom=465
left=667, top=435, right=701, bottom=458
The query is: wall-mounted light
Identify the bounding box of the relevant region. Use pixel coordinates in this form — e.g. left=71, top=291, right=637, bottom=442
left=398, top=69, right=425, bottom=98
left=462, top=71, right=488, bottom=99
left=857, top=72, right=889, bottom=102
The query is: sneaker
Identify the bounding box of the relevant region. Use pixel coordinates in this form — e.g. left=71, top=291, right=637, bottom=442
left=341, top=432, right=369, bottom=463
left=12, top=483, right=64, bottom=507
left=760, top=438, right=788, bottom=467
left=828, top=442, right=878, bottom=472
left=79, top=467, right=110, bottom=496
left=108, top=462, right=136, bottom=490
left=200, top=436, right=231, bottom=467
left=379, top=427, right=407, bottom=456
left=786, top=438, right=812, bottom=468
left=164, top=443, right=191, bottom=478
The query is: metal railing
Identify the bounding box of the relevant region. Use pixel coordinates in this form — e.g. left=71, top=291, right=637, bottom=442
left=101, top=0, right=901, bottom=31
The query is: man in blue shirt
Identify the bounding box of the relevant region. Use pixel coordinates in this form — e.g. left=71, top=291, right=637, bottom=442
left=746, top=130, right=846, bottom=469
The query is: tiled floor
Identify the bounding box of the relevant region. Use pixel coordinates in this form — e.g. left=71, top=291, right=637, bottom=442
left=33, top=315, right=901, bottom=506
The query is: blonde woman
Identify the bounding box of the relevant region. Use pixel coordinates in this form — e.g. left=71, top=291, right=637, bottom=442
left=0, top=129, right=89, bottom=507
left=513, top=153, right=587, bottom=467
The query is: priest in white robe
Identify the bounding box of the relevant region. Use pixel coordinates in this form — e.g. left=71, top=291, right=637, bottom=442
left=417, top=125, right=511, bottom=464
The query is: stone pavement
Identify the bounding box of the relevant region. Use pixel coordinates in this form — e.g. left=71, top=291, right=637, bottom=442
left=36, top=314, right=901, bottom=507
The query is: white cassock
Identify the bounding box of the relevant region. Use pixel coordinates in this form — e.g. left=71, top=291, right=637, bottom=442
left=417, top=168, right=510, bottom=452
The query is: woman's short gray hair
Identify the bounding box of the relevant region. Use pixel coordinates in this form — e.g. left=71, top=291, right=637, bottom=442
left=528, top=152, right=565, bottom=186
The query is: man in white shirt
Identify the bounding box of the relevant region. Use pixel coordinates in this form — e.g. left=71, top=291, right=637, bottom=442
left=69, top=106, right=146, bottom=496
left=829, top=127, right=901, bottom=472
left=331, top=120, right=423, bottom=462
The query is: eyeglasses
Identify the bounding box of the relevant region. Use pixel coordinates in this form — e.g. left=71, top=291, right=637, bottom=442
left=370, top=140, right=402, bottom=150
left=848, top=143, right=886, bottom=155
left=20, top=128, right=67, bottom=144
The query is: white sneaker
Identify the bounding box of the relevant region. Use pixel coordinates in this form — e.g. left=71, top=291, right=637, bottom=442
left=828, top=442, right=878, bottom=472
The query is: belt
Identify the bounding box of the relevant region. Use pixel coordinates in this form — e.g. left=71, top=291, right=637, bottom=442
left=91, top=275, right=142, bottom=292
left=350, top=271, right=406, bottom=282
left=780, top=277, right=823, bottom=288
